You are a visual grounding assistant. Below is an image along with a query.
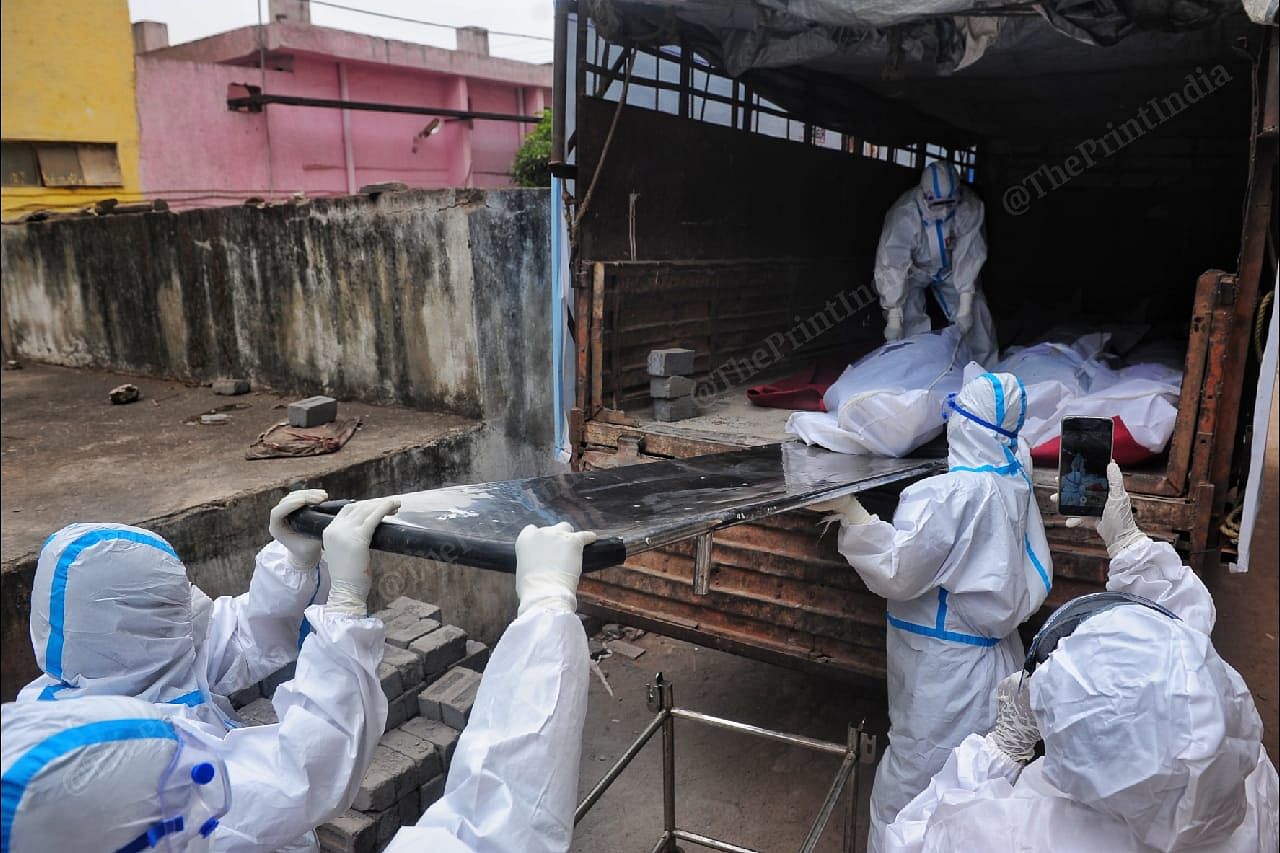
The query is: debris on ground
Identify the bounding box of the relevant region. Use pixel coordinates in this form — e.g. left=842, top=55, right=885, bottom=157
left=246, top=417, right=362, bottom=460
left=288, top=395, right=338, bottom=427
left=212, top=378, right=251, bottom=396
left=109, top=383, right=140, bottom=404
left=588, top=638, right=609, bottom=660
left=183, top=402, right=252, bottom=425
left=607, top=640, right=646, bottom=660
left=200, top=413, right=231, bottom=425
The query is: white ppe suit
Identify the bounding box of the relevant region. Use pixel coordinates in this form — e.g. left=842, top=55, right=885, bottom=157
left=835, top=372, right=1052, bottom=852
left=874, top=162, right=1000, bottom=367
left=16, top=523, right=387, bottom=851
left=885, top=536, right=1279, bottom=852
left=385, top=521, right=595, bottom=853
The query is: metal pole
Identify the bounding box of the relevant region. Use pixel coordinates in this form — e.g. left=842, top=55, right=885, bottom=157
left=669, top=708, right=849, bottom=757
left=575, top=710, right=667, bottom=824
left=798, top=751, right=858, bottom=853
left=672, top=829, right=762, bottom=853
left=550, top=0, right=569, bottom=166
left=648, top=674, right=676, bottom=852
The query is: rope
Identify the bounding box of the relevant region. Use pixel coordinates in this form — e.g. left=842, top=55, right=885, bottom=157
left=1255, top=289, right=1273, bottom=363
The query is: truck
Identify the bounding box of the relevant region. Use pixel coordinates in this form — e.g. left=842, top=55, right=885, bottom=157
left=550, top=0, right=1278, bottom=682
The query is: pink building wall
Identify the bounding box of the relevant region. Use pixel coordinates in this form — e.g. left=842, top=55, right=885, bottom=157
left=135, top=25, right=549, bottom=209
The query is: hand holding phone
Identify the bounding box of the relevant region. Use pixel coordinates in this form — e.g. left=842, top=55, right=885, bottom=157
left=1057, top=416, right=1114, bottom=517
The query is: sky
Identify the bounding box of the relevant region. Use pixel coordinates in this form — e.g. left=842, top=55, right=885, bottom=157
left=126, top=0, right=554, bottom=64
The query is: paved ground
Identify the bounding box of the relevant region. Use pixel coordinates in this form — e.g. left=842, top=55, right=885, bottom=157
left=0, top=363, right=476, bottom=569
left=576, top=633, right=887, bottom=853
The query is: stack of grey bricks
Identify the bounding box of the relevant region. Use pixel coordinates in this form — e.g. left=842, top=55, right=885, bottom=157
left=229, top=596, right=491, bottom=853
left=648, top=347, right=698, bottom=422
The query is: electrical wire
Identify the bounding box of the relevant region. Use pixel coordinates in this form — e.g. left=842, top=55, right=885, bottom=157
left=308, top=0, right=552, bottom=42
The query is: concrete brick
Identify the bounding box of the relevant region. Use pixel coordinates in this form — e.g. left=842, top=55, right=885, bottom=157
left=419, top=774, right=446, bottom=813
left=410, top=624, right=467, bottom=676
left=384, top=690, right=418, bottom=732
left=383, top=612, right=442, bottom=650
left=228, top=683, right=261, bottom=709
left=386, top=597, right=442, bottom=623
left=400, top=717, right=460, bottom=764
left=646, top=347, right=696, bottom=377
left=353, top=745, right=414, bottom=812
left=397, top=792, right=422, bottom=828
left=237, top=697, right=278, bottom=726
left=653, top=397, right=697, bottom=422
left=375, top=804, right=401, bottom=847
left=287, top=395, right=338, bottom=427
left=261, top=662, right=296, bottom=698
left=456, top=640, right=489, bottom=672
left=316, top=809, right=378, bottom=853
left=649, top=375, right=695, bottom=398
left=375, top=660, right=403, bottom=701
left=212, top=378, right=250, bottom=396
left=381, top=728, right=443, bottom=789
left=383, top=644, right=426, bottom=693
left=418, top=667, right=481, bottom=729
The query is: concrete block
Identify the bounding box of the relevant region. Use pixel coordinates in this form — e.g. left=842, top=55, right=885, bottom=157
left=381, top=727, right=443, bottom=789
left=228, top=683, right=261, bottom=709
left=419, top=774, right=446, bottom=813
left=649, top=375, right=695, bottom=398
left=375, top=660, right=403, bottom=701
left=397, top=792, right=421, bottom=829
left=212, top=378, right=250, bottom=396
left=316, top=809, right=379, bottom=853
left=647, top=348, right=696, bottom=377
left=375, top=804, right=401, bottom=847
left=261, top=662, right=296, bottom=698
left=400, top=717, right=460, bottom=765
left=380, top=643, right=426, bottom=697
left=353, top=745, right=415, bottom=812
left=409, top=624, right=467, bottom=677
left=237, top=697, right=278, bottom=726
left=287, top=395, right=338, bottom=428
left=386, top=597, right=442, bottom=623
left=456, top=640, right=489, bottom=672
left=384, top=689, right=419, bottom=732
left=653, top=397, right=697, bottom=422
left=383, top=611, right=442, bottom=650
left=418, top=667, right=481, bottom=729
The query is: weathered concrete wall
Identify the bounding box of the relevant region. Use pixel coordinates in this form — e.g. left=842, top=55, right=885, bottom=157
left=1, top=188, right=553, bottom=455
left=0, top=188, right=559, bottom=699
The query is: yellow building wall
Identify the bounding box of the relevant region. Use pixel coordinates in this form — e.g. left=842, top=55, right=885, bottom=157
left=2, top=0, right=143, bottom=218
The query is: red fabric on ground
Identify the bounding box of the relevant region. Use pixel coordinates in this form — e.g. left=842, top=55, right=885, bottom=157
left=1030, top=416, right=1156, bottom=466
left=747, top=356, right=850, bottom=411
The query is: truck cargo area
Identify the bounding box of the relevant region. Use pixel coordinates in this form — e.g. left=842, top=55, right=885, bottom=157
left=555, top=3, right=1277, bottom=681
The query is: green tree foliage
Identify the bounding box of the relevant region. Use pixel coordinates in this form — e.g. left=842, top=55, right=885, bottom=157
left=512, top=109, right=553, bottom=188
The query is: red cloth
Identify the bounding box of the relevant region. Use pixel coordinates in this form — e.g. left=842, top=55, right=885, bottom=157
left=747, top=356, right=850, bottom=411
left=1030, top=416, right=1156, bottom=466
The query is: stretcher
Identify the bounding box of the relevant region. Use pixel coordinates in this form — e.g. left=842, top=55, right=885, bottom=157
left=289, top=442, right=943, bottom=573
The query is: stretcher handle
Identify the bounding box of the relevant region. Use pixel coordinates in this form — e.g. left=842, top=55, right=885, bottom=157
left=288, top=501, right=627, bottom=574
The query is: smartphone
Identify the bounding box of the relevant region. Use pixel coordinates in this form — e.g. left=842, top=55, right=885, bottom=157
left=1057, top=416, right=1114, bottom=516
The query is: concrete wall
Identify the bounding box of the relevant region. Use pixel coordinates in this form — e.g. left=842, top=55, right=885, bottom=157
left=134, top=49, right=548, bottom=210
left=1, top=0, right=144, bottom=217
left=1, top=188, right=553, bottom=458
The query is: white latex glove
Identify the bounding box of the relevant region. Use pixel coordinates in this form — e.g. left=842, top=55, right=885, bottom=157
left=1057, top=462, right=1145, bottom=557
left=987, top=672, right=1040, bottom=765
left=954, top=291, right=975, bottom=333
left=322, top=497, right=402, bottom=617
left=268, top=488, right=329, bottom=570
left=515, top=522, right=598, bottom=617
left=808, top=495, right=874, bottom=526
left=884, top=307, right=904, bottom=342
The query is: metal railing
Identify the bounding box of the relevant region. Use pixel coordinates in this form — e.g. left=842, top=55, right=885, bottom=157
left=575, top=674, right=878, bottom=853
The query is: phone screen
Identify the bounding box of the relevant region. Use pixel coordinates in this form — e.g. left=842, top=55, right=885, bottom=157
left=1057, top=416, right=1114, bottom=516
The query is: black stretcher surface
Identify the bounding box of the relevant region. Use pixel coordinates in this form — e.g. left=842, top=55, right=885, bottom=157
left=289, top=442, right=943, bottom=573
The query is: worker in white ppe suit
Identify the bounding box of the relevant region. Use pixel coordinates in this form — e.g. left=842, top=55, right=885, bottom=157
left=814, top=371, right=1052, bottom=853
left=874, top=162, right=1000, bottom=367
left=21, top=489, right=335, bottom=724
left=13, top=495, right=401, bottom=851
left=3, top=695, right=235, bottom=853
left=385, top=521, right=598, bottom=853
left=885, top=462, right=1279, bottom=852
